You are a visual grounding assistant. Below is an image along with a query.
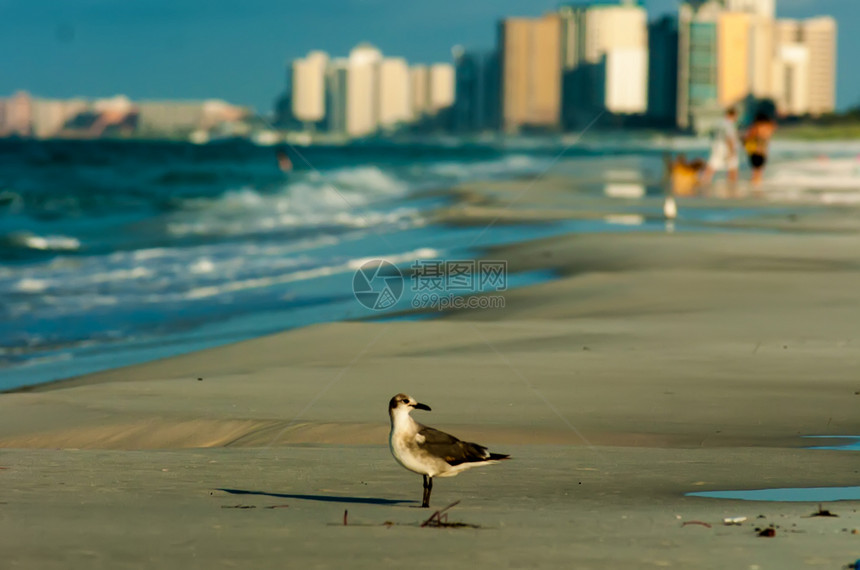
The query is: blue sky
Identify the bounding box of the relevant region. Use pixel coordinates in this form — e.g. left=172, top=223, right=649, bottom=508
left=0, top=0, right=856, bottom=113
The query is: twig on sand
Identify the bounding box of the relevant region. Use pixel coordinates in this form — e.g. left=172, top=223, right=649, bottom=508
left=681, top=520, right=712, bottom=528
left=221, top=504, right=256, bottom=509
left=420, top=500, right=480, bottom=529
left=421, top=500, right=461, bottom=527
left=263, top=505, right=290, bottom=509
left=343, top=510, right=348, bottom=526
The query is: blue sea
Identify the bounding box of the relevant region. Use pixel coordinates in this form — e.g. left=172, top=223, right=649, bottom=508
left=0, top=138, right=849, bottom=390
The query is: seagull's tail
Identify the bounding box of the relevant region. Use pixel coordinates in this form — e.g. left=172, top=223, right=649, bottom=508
left=488, top=453, right=510, bottom=461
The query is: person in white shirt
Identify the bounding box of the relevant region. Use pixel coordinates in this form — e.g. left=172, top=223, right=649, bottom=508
left=701, top=107, right=740, bottom=186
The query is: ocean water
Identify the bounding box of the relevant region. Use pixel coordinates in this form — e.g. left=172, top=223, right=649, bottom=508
left=1, top=138, right=856, bottom=390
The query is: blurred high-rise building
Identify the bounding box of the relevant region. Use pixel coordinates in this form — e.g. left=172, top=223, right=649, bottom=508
left=717, top=11, right=753, bottom=109
left=647, top=16, right=679, bottom=126
left=378, top=58, right=412, bottom=130
left=558, top=1, right=648, bottom=126
left=410, top=65, right=430, bottom=121
left=326, top=59, right=349, bottom=134
left=0, top=91, right=33, bottom=136
left=452, top=48, right=500, bottom=132
left=799, top=17, right=836, bottom=116
left=427, top=63, right=456, bottom=116
left=772, top=24, right=810, bottom=116
left=346, top=43, right=382, bottom=138
left=498, top=14, right=562, bottom=133
left=291, top=51, right=329, bottom=128
left=677, top=1, right=722, bottom=132
left=772, top=17, right=836, bottom=116
left=747, top=15, right=775, bottom=100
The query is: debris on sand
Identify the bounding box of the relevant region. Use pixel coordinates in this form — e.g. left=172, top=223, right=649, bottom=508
left=756, top=526, right=776, bottom=537
left=221, top=505, right=257, bottom=509
left=723, top=516, right=747, bottom=525
left=681, top=520, right=712, bottom=528
left=809, top=504, right=838, bottom=517
left=421, top=500, right=480, bottom=529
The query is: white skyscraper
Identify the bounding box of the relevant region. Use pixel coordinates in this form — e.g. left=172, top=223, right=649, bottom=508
left=291, top=50, right=329, bottom=126
left=346, top=43, right=382, bottom=137
left=604, top=48, right=648, bottom=113
left=378, top=57, right=412, bottom=130
left=427, top=63, right=455, bottom=115
left=773, top=43, right=810, bottom=115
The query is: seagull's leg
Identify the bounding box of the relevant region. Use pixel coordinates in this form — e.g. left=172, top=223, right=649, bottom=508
left=422, top=476, right=433, bottom=508
left=422, top=475, right=431, bottom=508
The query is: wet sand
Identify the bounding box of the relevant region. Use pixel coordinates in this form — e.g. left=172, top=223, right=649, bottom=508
left=2, top=181, right=860, bottom=568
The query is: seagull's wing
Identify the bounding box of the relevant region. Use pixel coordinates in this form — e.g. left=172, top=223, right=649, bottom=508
left=416, top=425, right=495, bottom=466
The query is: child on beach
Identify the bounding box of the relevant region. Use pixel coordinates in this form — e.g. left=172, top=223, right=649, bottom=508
left=744, top=112, right=777, bottom=186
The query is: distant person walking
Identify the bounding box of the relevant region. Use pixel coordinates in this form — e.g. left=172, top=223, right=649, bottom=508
left=701, top=107, right=740, bottom=186
left=744, top=112, right=777, bottom=186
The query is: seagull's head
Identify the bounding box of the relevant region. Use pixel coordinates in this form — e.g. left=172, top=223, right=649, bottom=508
left=388, top=393, right=431, bottom=416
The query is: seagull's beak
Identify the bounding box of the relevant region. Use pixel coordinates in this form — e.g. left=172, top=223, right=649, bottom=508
left=413, top=402, right=431, bottom=411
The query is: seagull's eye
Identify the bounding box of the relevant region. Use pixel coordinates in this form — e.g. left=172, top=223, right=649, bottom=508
left=402, top=399, right=410, bottom=404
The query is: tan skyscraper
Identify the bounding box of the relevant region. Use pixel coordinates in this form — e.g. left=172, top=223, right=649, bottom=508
left=499, top=14, right=562, bottom=132
left=291, top=51, right=329, bottom=126
left=378, top=58, right=412, bottom=130
left=717, top=11, right=752, bottom=108
left=802, top=17, right=836, bottom=116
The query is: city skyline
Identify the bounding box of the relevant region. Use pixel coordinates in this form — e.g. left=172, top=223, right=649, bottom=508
left=1, top=0, right=856, bottom=113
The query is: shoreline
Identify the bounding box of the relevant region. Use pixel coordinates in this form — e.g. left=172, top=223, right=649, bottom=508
left=5, top=164, right=859, bottom=395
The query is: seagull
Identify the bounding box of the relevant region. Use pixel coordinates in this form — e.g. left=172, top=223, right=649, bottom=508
left=388, top=393, right=509, bottom=508
left=663, top=195, right=678, bottom=220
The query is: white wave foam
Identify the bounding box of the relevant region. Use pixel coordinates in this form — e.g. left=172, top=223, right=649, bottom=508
left=167, top=164, right=418, bottom=238
left=428, top=154, right=549, bottom=180
left=10, top=232, right=80, bottom=251
left=183, top=247, right=441, bottom=300
left=767, top=158, right=860, bottom=190
left=15, top=278, right=50, bottom=293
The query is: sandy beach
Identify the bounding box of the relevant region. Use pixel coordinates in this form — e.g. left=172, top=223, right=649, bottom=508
left=2, top=176, right=860, bottom=568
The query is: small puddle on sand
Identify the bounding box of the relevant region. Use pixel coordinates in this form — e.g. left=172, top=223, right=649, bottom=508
left=804, top=435, right=860, bottom=451
left=687, top=435, right=860, bottom=502
left=688, top=487, right=860, bottom=502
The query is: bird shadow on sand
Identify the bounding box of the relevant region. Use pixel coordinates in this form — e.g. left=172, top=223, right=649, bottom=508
left=216, top=488, right=416, bottom=506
